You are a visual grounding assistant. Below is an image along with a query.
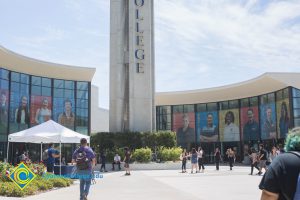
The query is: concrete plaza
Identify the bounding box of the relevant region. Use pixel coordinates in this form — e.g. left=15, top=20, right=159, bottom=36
left=3, top=166, right=262, bottom=200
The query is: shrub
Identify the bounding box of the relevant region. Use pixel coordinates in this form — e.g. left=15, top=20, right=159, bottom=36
left=132, top=148, right=152, bottom=163
left=49, top=178, right=69, bottom=187
left=158, top=147, right=182, bottom=162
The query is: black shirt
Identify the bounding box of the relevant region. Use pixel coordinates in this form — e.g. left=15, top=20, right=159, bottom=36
left=259, top=152, right=300, bottom=200
left=259, top=149, right=268, bottom=160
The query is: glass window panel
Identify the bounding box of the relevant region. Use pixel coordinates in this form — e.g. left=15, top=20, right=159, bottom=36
left=229, top=100, right=239, bottom=109
left=77, top=90, right=88, bottom=99
left=20, top=74, right=29, bottom=84
left=42, top=78, right=51, bottom=87
left=65, top=81, right=74, bottom=89
left=249, top=97, right=258, bottom=106
left=20, top=84, right=29, bottom=95
left=196, top=104, right=206, bottom=112
left=11, top=72, right=20, bottom=82
left=77, top=82, right=88, bottom=90
left=293, top=88, right=300, bottom=98
left=260, top=95, right=267, bottom=104
left=283, top=88, right=289, bottom=99
left=294, top=118, right=300, bottom=127
left=32, top=76, right=41, bottom=86
left=0, top=69, right=9, bottom=80
left=54, top=89, right=64, bottom=98
left=241, top=98, right=249, bottom=107
left=54, top=80, right=64, bottom=88
left=207, top=103, right=217, bottom=111
left=31, top=86, right=41, bottom=95
left=184, top=105, right=194, bottom=112
left=0, top=80, right=8, bottom=89
left=293, top=109, right=300, bottom=118
left=220, top=101, right=228, bottom=110
left=42, top=87, right=51, bottom=96
left=293, top=98, right=300, bottom=109
left=172, top=105, right=183, bottom=113
left=268, top=93, right=275, bottom=102
left=11, top=82, right=20, bottom=92
left=276, top=90, right=283, bottom=101
left=64, top=89, right=74, bottom=98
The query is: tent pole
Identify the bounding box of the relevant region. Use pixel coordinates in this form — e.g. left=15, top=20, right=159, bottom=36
left=60, top=142, right=62, bottom=176
left=6, top=142, right=9, bottom=163
left=40, top=143, right=42, bottom=162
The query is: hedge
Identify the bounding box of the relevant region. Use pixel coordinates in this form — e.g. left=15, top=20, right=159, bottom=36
left=132, top=148, right=152, bottom=163
left=91, top=131, right=176, bottom=152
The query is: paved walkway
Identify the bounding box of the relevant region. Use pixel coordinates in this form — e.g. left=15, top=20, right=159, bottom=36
left=3, top=166, right=262, bottom=200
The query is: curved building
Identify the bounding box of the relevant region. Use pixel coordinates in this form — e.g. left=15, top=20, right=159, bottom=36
left=156, top=73, right=300, bottom=162
left=0, top=45, right=95, bottom=162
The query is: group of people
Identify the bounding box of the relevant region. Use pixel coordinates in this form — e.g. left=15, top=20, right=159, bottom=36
left=248, top=144, right=284, bottom=176
left=180, top=147, right=237, bottom=173
left=98, top=149, right=131, bottom=175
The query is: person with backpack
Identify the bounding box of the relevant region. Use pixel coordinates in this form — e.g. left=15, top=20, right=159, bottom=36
left=259, top=127, right=300, bottom=200
left=72, top=138, right=96, bottom=200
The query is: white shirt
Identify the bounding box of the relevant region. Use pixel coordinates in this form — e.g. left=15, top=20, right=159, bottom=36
left=114, top=155, right=121, bottom=162
left=223, top=123, right=240, bottom=141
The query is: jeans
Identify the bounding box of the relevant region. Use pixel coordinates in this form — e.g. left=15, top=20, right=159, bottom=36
left=215, top=160, right=220, bottom=170
left=198, top=158, right=205, bottom=170
left=182, top=160, right=186, bottom=171
left=77, top=170, right=92, bottom=200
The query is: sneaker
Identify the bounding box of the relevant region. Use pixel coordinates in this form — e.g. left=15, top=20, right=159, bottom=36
left=248, top=173, right=253, bottom=175
left=83, top=193, right=88, bottom=200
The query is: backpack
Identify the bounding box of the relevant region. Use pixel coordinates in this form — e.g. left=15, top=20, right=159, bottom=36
left=289, top=151, right=300, bottom=200
left=75, top=148, right=90, bottom=170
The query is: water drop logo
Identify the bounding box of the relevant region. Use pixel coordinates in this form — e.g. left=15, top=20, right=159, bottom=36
left=9, top=162, right=36, bottom=190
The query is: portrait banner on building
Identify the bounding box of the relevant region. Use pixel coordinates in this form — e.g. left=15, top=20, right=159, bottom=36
left=240, top=107, right=260, bottom=141
left=173, top=112, right=195, bottom=149
left=260, top=103, right=276, bottom=140
left=30, top=96, right=52, bottom=126
left=276, top=99, right=290, bottom=139
left=0, top=89, right=9, bottom=141
left=196, top=111, right=219, bottom=143
left=219, top=109, right=240, bottom=142
left=53, top=98, right=75, bottom=130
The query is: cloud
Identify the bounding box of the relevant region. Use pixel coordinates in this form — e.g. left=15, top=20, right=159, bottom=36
left=155, top=0, right=300, bottom=91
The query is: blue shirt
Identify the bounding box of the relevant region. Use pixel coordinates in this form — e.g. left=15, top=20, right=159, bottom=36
left=47, top=147, right=58, bottom=165
left=72, top=146, right=95, bottom=172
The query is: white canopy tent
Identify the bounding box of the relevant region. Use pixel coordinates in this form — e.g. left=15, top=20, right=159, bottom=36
left=7, top=120, right=90, bottom=175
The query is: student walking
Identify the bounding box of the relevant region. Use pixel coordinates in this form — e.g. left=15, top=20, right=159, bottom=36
left=180, top=149, right=188, bottom=173
left=99, top=151, right=107, bottom=172
left=227, top=148, right=235, bottom=170
left=72, top=138, right=96, bottom=200
left=124, top=147, right=132, bottom=175
left=249, top=147, right=260, bottom=175
left=197, top=147, right=205, bottom=172
left=190, top=148, right=198, bottom=173
left=214, top=147, right=221, bottom=170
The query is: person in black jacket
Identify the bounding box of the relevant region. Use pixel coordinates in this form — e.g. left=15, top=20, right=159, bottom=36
left=259, top=127, right=300, bottom=200
left=214, top=147, right=221, bottom=170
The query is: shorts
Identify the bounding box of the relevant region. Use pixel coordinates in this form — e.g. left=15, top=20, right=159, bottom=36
left=47, top=163, right=54, bottom=173
left=124, top=162, right=129, bottom=168
left=259, top=160, right=267, bottom=168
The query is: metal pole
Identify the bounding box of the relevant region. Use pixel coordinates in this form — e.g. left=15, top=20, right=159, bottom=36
left=6, top=142, right=9, bottom=163
left=60, top=142, right=62, bottom=176
left=40, top=143, right=42, bottom=162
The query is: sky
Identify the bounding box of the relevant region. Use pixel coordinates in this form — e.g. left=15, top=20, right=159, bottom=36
left=1, top=0, right=300, bottom=109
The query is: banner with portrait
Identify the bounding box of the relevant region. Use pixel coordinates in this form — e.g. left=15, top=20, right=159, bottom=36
left=219, top=109, right=240, bottom=142
left=196, top=111, right=219, bottom=143
left=240, top=107, right=259, bottom=141
left=0, top=89, right=9, bottom=141
left=30, top=96, right=52, bottom=126
left=260, top=103, right=276, bottom=140
left=173, top=112, right=195, bottom=149
left=276, top=99, right=291, bottom=139
left=53, top=98, right=75, bottom=130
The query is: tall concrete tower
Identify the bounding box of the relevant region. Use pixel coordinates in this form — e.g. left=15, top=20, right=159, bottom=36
left=109, top=0, right=155, bottom=132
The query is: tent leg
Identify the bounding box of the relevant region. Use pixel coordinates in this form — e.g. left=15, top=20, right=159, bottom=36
left=60, top=142, right=62, bottom=176
left=6, top=142, right=9, bottom=163
left=40, top=143, right=42, bottom=162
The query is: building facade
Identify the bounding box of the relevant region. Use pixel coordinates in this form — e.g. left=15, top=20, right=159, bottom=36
left=156, top=73, right=300, bottom=162
left=0, top=46, right=95, bottom=162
